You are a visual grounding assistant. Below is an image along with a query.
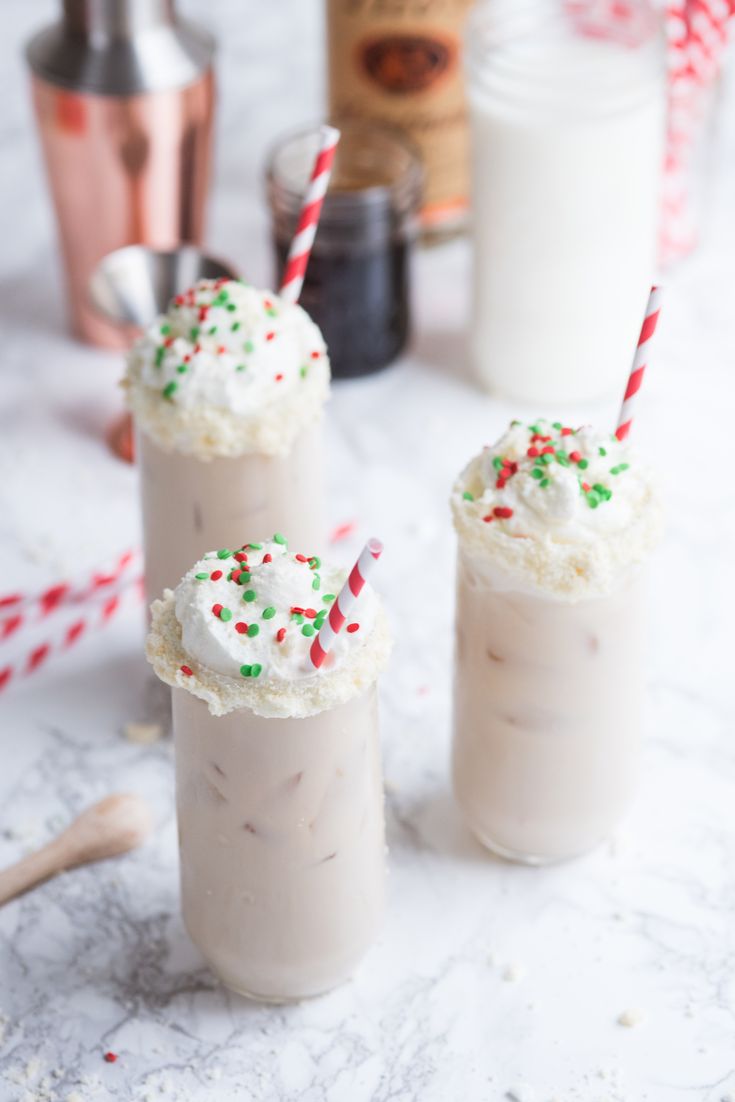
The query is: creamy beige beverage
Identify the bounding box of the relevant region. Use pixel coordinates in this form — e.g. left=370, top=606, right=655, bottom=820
left=147, top=535, right=391, bottom=1000
left=465, top=2, right=664, bottom=403
left=125, top=279, right=330, bottom=607
left=451, top=419, right=662, bottom=863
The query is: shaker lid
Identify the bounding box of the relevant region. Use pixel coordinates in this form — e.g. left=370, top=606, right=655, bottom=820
left=26, top=0, right=215, bottom=96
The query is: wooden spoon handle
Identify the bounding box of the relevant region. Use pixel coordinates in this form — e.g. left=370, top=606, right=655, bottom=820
left=0, top=793, right=152, bottom=906
left=0, top=839, right=68, bottom=905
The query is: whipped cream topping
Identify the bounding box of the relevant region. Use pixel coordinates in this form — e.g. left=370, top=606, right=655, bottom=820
left=452, top=419, right=662, bottom=598
left=147, top=535, right=391, bottom=718
left=124, top=279, right=329, bottom=459
left=174, top=536, right=377, bottom=683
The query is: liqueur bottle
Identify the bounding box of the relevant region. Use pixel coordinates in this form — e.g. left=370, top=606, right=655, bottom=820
left=326, top=0, right=473, bottom=239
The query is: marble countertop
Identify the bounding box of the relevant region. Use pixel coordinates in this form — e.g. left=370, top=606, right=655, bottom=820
left=2, top=2, right=734, bottom=1100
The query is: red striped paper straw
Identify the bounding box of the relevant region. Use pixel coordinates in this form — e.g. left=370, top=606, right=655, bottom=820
left=0, top=549, right=139, bottom=616
left=0, top=575, right=144, bottom=694
left=309, top=538, right=383, bottom=670
left=279, top=124, right=340, bottom=305
left=1, top=549, right=141, bottom=646
left=615, top=286, right=663, bottom=442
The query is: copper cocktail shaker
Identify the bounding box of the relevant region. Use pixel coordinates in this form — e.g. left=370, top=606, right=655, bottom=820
left=26, top=0, right=216, bottom=348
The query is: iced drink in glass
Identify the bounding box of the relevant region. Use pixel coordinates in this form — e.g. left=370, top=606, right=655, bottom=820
left=146, top=534, right=391, bottom=1000
left=124, top=279, right=330, bottom=608
left=451, top=419, right=662, bottom=863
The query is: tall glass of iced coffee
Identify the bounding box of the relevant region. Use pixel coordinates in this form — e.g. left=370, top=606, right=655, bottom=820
left=451, top=419, right=662, bottom=864
left=146, top=534, right=391, bottom=1000
left=124, top=279, right=330, bottom=608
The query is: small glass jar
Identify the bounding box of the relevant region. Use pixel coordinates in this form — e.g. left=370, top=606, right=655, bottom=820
left=464, top=0, right=666, bottom=404
left=266, top=121, right=423, bottom=380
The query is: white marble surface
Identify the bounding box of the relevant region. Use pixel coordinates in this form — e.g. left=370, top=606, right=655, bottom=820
left=2, top=3, right=735, bottom=1101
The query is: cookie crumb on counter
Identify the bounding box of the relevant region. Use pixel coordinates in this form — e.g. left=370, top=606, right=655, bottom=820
left=617, top=1007, right=646, bottom=1027
left=503, top=962, right=526, bottom=983
left=123, top=722, right=162, bottom=744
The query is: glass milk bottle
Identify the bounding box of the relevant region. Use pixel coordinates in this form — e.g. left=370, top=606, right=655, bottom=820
left=464, top=0, right=665, bottom=403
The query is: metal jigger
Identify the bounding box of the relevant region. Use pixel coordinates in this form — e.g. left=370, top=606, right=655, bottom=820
left=88, top=244, right=239, bottom=461
left=89, top=244, right=237, bottom=329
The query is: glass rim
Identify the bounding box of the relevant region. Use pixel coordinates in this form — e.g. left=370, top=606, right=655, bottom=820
left=265, top=119, right=424, bottom=218
left=464, top=0, right=665, bottom=118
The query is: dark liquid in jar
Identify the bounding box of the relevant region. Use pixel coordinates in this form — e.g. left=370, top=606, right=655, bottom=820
left=275, top=239, right=410, bottom=380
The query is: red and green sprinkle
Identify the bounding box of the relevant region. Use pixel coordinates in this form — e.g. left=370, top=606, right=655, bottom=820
left=189, top=535, right=370, bottom=684
left=466, top=420, right=627, bottom=516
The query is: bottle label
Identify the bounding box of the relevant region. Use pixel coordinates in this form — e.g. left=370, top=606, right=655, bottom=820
left=360, top=34, right=454, bottom=94
left=327, top=0, right=473, bottom=227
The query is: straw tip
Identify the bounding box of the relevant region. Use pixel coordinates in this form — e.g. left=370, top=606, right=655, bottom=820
left=367, top=538, right=383, bottom=558
left=321, top=123, right=341, bottom=146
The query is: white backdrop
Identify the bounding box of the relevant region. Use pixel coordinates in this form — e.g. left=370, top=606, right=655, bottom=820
left=1, top=3, right=734, bottom=1101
